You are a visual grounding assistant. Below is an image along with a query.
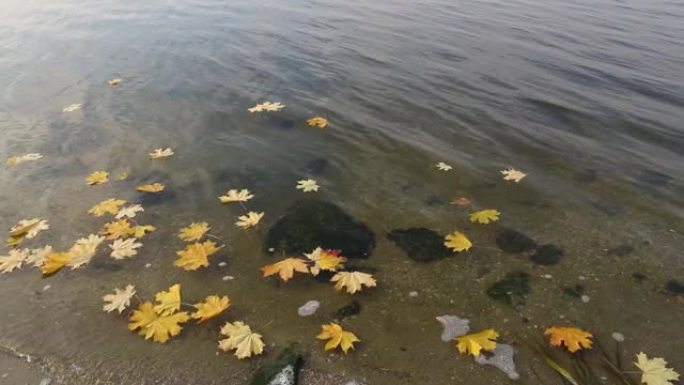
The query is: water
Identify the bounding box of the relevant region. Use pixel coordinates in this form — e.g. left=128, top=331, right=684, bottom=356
left=1, top=0, right=683, bottom=384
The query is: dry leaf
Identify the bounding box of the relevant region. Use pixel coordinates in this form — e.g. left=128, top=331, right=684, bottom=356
left=137, top=183, right=165, bottom=193
left=296, top=179, right=319, bottom=192
left=247, top=101, right=284, bottom=113
left=116, top=172, right=129, bottom=181
left=192, top=295, right=230, bottom=323
left=86, top=171, right=109, bottom=185
left=149, top=148, right=174, bottom=159
left=108, top=78, right=122, bottom=86
left=455, top=329, right=499, bottom=356
left=6, top=153, right=42, bottom=166
left=131, top=225, right=156, bottom=239
left=236, top=212, right=264, bottom=229
left=307, top=116, right=328, bottom=128
left=436, top=162, right=453, bottom=171
left=261, top=258, right=309, bottom=282
left=218, top=321, right=265, bottom=359
left=41, top=252, right=72, bottom=275
left=545, top=326, right=593, bottom=353
left=128, top=301, right=189, bottom=343
left=102, top=284, right=136, bottom=313
left=9, top=218, right=49, bottom=240
left=316, top=323, right=359, bottom=353
left=174, top=240, right=220, bottom=270
left=501, top=168, right=526, bottom=183
left=0, top=249, right=30, bottom=273
left=178, top=222, right=209, bottom=242
left=444, top=231, right=472, bottom=252
left=115, top=204, right=144, bottom=219
left=109, top=238, right=142, bottom=259
left=100, top=219, right=134, bottom=240
left=89, top=198, right=126, bottom=217
left=305, top=247, right=346, bottom=276
left=469, top=209, right=500, bottom=224
left=331, top=271, right=377, bottom=294
left=635, top=352, right=680, bottom=385
left=62, top=103, right=82, bottom=112
left=154, top=284, right=182, bottom=316
left=67, top=234, right=105, bottom=269
left=219, top=189, right=254, bottom=204
left=26, top=245, right=53, bottom=267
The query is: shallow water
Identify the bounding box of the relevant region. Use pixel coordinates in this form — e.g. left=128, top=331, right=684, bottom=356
left=1, top=0, right=683, bottom=384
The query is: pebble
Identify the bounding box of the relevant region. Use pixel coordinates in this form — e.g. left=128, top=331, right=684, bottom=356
left=344, top=381, right=361, bottom=385
left=39, top=379, right=52, bottom=385
left=612, top=332, right=625, bottom=342
left=144, top=263, right=152, bottom=268
left=222, top=275, right=234, bottom=281
left=42, top=285, right=51, bottom=291
left=579, top=275, right=586, bottom=281
left=298, top=300, right=320, bottom=316
left=581, top=295, right=590, bottom=303
left=409, top=291, right=418, bottom=298
left=542, top=274, right=553, bottom=279
left=218, top=261, right=227, bottom=267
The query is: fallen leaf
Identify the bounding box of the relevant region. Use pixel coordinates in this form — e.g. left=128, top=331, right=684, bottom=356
left=131, top=225, right=156, bottom=239
left=6, top=153, right=42, bottom=166
left=545, top=326, right=593, bottom=353
left=455, top=329, right=499, bottom=356
left=296, top=179, right=319, bottom=192
left=0, top=249, right=30, bottom=273
left=102, top=284, right=136, bottom=313
left=635, top=352, right=680, bottom=385
left=116, top=172, right=129, bottom=181
left=219, top=189, right=254, bottom=204
left=108, top=78, right=122, bottom=86
left=62, top=103, right=82, bottom=112
left=154, top=284, right=182, bottom=316
left=316, top=323, right=360, bottom=353
left=261, top=257, right=309, bottom=282
left=88, top=198, right=127, bottom=217
left=115, top=204, right=144, bottom=219
left=192, top=295, right=230, bottom=323
left=469, top=209, right=501, bottom=224
left=307, top=116, right=328, bottom=128
left=247, top=101, right=284, bottom=113
left=149, top=148, right=174, bottom=159
left=128, top=302, right=189, bottom=343
left=174, top=240, right=220, bottom=270
left=305, top=247, right=346, bottom=276
left=218, top=321, right=265, bottom=359
left=436, top=162, right=453, bottom=171
left=137, top=183, right=165, bottom=193
left=67, top=234, right=105, bottom=269
left=178, top=222, right=209, bottom=242
left=109, top=238, right=142, bottom=259
left=450, top=197, right=472, bottom=206
left=444, top=231, right=472, bottom=252
left=41, top=252, right=72, bottom=275
left=331, top=271, right=377, bottom=294
left=236, top=212, right=264, bottom=229
left=100, top=219, right=134, bottom=240
left=9, top=218, right=49, bottom=240
left=501, top=168, right=526, bottom=183
left=86, top=171, right=109, bottom=185
left=26, top=245, right=53, bottom=267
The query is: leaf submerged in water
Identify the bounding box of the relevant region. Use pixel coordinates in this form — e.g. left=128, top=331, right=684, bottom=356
left=469, top=209, right=500, bottom=224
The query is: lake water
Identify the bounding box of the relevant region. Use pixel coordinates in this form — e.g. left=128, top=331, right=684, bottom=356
left=1, top=0, right=683, bottom=384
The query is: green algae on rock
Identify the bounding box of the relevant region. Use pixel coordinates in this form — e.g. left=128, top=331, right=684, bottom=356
left=486, top=271, right=530, bottom=307
left=387, top=228, right=451, bottom=262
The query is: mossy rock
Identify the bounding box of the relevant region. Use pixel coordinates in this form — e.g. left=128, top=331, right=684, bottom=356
left=250, top=345, right=303, bottom=385
left=486, top=271, right=530, bottom=307
left=387, top=228, right=451, bottom=262
left=495, top=229, right=537, bottom=254
left=264, top=200, right=375, bottom=259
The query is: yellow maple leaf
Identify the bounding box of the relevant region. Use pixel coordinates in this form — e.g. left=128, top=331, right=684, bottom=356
left=219, top=188, right=254, bottom=204
left=469, top=209, right=501, bottom=224
left=100, top=219, right=134, bottom=240
left=247, top=101, right=284, bottom=113
left=149, top=147, right=174, bottom=159
left=137, top=183, right=165, bottom=193
left=6, top=153, right=42, bottom=166
left=191, top=295, right=230, bottom=323
left=330, top=271, right=377, bottom=294
left=128, top=302, right=189, bottom=343
left=501, top=168, right=526, bottom=183
left=455, top=329, right=499, bottom=356
left=174, top=241, right=220, bottom=270
left=307, top=116, right=328, bottom=128
left=41, top=252, right=72, bottom=275
left=102, top=284, right=136, bottom=313
left=635, top=352, right=680, bottom=385
left=88, top=198, right=126, bottom=217
left=109, top=238, right=142, bottom=259
left=444, top=231, right=472, bottom=252
left=131, top=225, right=156, bottom=239
left=218, top=321, right=265, bottom=359
left=316, top=323, right=360, bottom=353
left=296, top=179, right=319, bottom=192
left=261, top=257, right=310, bottom=282
left=0, top=249, right=30, bottom=273
left=9, top=218, right=49, bottom=239
left=154, top=284, right=182, bottom=316
left=26, top=245, right=52, bottom=267
left=236, top=211, right=264, bottom=229
left=108, top=78, right=122, bottom=86
left=305, top=247, right=346, bottom=276
left=178, top=222, right=209, bottom=242
left=67, top=234, right=105, bottom=269
left=545, top=326, right=593, bottom=353
left=86, top=171, right=109, bottom=185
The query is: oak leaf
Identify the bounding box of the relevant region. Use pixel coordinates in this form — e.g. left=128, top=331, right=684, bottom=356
left=444, top=231, right=472, bottom=252
left=192, top=295, right=230, bottom=323
left=137, top=183, right=165, bottom=193
left=102, top=284, right=136, bottom=313
left=316, top=323, right=359, bottom=353
left=261, top=257, right=310, bottom=282
left=109, top=238, right=142, bottom=259
left=296, top=179, right=319, bottom=192
left=247, top=101, right=284, bottom=112
left=218, top=321, right=265, bottom=359
left=305, top=247, right=346, bottom=276
left=178, top=222, right=209, bottom=242
left=115, top=204, right=144, bottom=219
left=174, top=241, right=220, bottom=270
left=6, top=153, right=42, bottom=166
left=149, top=148, right=174, bottom=159
left=128, top=302, right=189, bottom=343
left=331, top=271, right=377, bottom=294
left=131, top=225, right=156, bottom=239
left=545, top=326, right=593, bottom=353
left=154, top=284, right=182, bottom=316
left=635, top=352, right=680, bottom=385
left=236, top=212, right=264, bottom=229
left=41, top=252, right=72, bottom=275
left=88, top=198, right=126, bottom=217
left=0, top=249, right=30, bottom=273
left=501, top=168, right=526, bottom=183
left=100, top=219, right=134, bottom=240
left=469, top=209, right=500, bottom=224
left=86, top=171, right=109, bottom=185
left=219, top=189, right=254, bottom=204
left=307, top=116, right=328, bottom=128
left=436, top=162, right=453, bottom=171
left=455, top=329, right=499, bottom=356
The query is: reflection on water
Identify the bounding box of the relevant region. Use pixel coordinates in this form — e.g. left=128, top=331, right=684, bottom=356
left=0, top=0, right=683, bottom=383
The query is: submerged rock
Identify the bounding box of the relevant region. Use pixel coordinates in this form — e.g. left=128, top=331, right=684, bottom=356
left=486, top=271, right=530, bottom=307
left=563, top=284, right=585, bottom=299
left=530, top=244, right=563, bottom=265
left=665, top=280, right=684, bottom=295
left=250, top=346, right=302, bottom=385
left=436, top=315, right=470, bottom=342
left=297, top=300, right=320, bottom=317
left=264, top=200, right=375, bottom=259
left=474, top=343, right=519, bottom=380
left=387, top=228, right=451, bottom=262
left=335, top=300, right=361, bottom=320
left=495, top=229, right=537, bottom=254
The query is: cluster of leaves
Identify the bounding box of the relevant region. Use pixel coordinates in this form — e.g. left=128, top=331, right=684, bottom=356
left=174, top=222, right=223, bottom=270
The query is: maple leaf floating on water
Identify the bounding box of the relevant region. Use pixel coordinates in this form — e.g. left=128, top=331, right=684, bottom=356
left=154, top=284, right=182, bottom=316
left=174, top=240, right=220, bottom=270
left=469, top=209, right=501, bottom=224
left=218, top=321, right=265, bottom=359
left=6, top=153, right=42, bottom=166
left=307, top=116, right=328, bottom=128
left=635, top=352, right=680, bottom=385
left=89, top=198, right=127, bottom=217
left=108, top=78, right=122, bottom=86
left=444, top=231, right=472, bottom=252
left=26, top=245, right=53, bottom=268
left=115, top=204, right=144, bottom=219
left=316, top=323, right=360, bottom=354
left=102, top=284, right=136, bottom=314
left=0, top=249, right=30, bottom=273
left=62, top=103, right=82, bottom=112
left=545, top=326, right=593, bottom=353
left=247, top=101, right=285, bottom=113
left=436, top=162, right=453, bottom=171
left=296, top=179, right=319, bottom=192
left=41, top=252, right=72, bottom=275
left=305, top=247, right=346, bottom=276
left=86, top=171, right=109, bottom=185
left=149, top=147, right=174, bottom=159
left=455, top=329, right=499, bottom=357
left=131, top=225, right=156, bottom=239
left=128, top=302, right=189, bottom=343
left=100, top=219, right=134, bottom=240
left=501, top=168, right=526, bottom=183
left=219, top=189, right=254, bottom=204
left=331, top=271, right=377, bottom=294
left=178, top=222, right=209, bottom=242
left=192, top=295, right=230, bottom=323
left=261, top=257, right=310, bottom=282
left=137, top=183, right=165, bottom=193
left=8, top=218, right=49, bottom=246
left=109, top=238, right=142, bottom=259
left=67, top=234, right=105, bottom=269
left=236, top=212, right=264, bottom=229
